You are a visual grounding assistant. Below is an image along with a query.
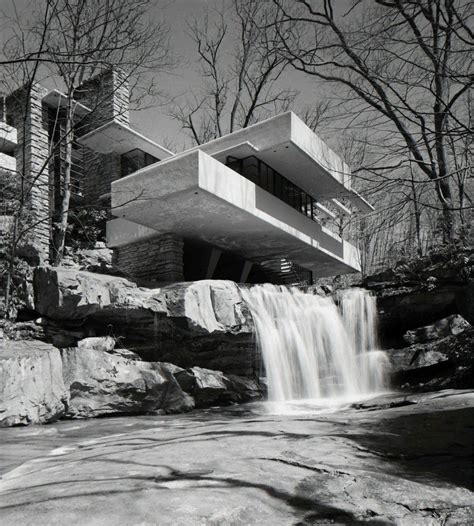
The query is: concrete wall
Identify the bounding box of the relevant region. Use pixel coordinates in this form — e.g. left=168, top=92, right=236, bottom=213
left=5, top=83, right=51, bottom=263
left=112, top=233, right=184, bottom=282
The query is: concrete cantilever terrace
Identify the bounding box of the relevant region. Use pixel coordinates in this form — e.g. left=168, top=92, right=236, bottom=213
left=108, top=112, right=373, bottom=277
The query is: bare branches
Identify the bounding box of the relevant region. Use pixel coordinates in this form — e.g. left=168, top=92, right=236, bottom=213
left=170, top=0, right=294, bottom=145
left=268, top=0, right=473, bottom=245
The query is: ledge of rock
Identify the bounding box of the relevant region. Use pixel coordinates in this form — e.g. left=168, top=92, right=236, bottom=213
left=362, top=250, right=473, bottom=344
left=175, top=366, right=262, bottom=408
left=0, top=340, right=69, bottom=427
left=387, top=326, right=474, bottom=391
left=34, top=268, right=256, bottom=376
left=61, top=347, right=194, bottom=418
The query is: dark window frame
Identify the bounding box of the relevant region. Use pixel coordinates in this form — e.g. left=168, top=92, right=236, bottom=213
left=121, top=148, right=160, bottom=178
left=226, top=154, right=318, bottom=223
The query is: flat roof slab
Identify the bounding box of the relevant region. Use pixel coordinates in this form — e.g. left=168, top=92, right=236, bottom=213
left=0, top=123, right=17, bottom=154
left=78, top=120, right=173, bottom=160
left=175, top=112, right=372, bottom=212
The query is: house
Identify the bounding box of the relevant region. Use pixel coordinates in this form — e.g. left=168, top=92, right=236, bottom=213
left=0, top=69, right=372, bottom=285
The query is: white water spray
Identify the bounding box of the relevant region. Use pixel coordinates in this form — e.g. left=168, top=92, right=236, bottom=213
left=241, top=284, right=389, bottom=406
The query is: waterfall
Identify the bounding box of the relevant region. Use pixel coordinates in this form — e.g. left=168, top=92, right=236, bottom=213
left=241, top=284, right=388, bottom=406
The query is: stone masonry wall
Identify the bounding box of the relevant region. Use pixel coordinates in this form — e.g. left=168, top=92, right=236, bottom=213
left=82, top=149, right=121, bottom=206
left=6, top=83, right=50, bottom=264
left=75, top=69, right=130, bottom=206
left=113, top=234, right=184, bottom=282
left=75, top=69, right=130, bottom=134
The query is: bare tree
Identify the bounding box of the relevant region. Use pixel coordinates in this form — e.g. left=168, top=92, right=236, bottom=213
left=28, top=0, right=172, bottom=265
left=0, top=0, right=172, bottom=317
left=170, top=0, right=296, bottom=145
left=269, top=0, right=473, bottom=243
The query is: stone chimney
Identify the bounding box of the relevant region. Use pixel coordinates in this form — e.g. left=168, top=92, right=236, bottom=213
left=5, top=83, right=51, bottom=264
left=74, top=69, right=130, bottom=135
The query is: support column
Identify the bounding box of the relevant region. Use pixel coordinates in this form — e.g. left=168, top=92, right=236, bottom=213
left=205, top=248, right=222, bottom=279
left=239, top=260, right=253, bottom=283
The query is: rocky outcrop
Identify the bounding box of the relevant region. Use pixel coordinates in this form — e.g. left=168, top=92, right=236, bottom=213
left=61, top=347, right=194, bottom=418
left=175, top=366, right=261, bottom=408
left=456, top=279, right=474, bottom=324
left=0, top=340, right=68, bottom=426
left=402, top=314, right=470, bottom=345
left=387, top=326, right=474, bottom=391
left=77, top=336, right=116, bottom=353
left=364, top=250, right=473, bottom=345
left=34, top=268, right=256, bottom=376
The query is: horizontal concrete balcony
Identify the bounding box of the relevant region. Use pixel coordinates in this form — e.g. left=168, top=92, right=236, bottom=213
left=0, top=152, right=17, bottom=172
left=0, top=122, right=17, bottom=154
left=77, top=120, right=173, bottom=161
left=110, top=150, right=361, bottom=277
left=173, top=112, right=373, bottom=214
left=42, top=89, right=91, bottom=117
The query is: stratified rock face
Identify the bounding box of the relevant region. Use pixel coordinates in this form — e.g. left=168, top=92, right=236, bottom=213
left=387, top=327, right=474, bottom=391
left=363, top=249, right=473, bottom=344
left=376, top=287, right=461, bottom=342
left=0, top=340, right=69, bottom=427
left=34, top=268, right=256, bottom=376
left=61, top=347, right=194, bottom=418
left=403, top=314, right=470, bottom=345
left=456, top=279, right=474, bottom=325
left=34, top=266, right=166, bottom=320
left=174, top=366, right=261, bottom=408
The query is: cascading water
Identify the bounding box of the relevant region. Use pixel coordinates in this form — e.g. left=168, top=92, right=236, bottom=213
left=241, top=284, right=389, bottom=408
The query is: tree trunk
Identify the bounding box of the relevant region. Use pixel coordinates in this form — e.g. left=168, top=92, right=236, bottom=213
left=52, top=103, right=73, bottom=266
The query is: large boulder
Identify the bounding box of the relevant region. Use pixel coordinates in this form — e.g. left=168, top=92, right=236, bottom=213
left=0, top=340, right=69, bottom=426
left=61, top=347, right=194, bottom=418
left=362, top=249, right=473, bottom=345
left=375, top=286, right=462, bottom=344
left=386, top=327, right=474, bottom=391
left=174, top=366, right=262, bottom=408
left=175, top=366, right=228, bottom=408
left=34, top=268, right=256, bottom=376
left=34, top=266, right=166, bottom=321
left=402, top=314, right=470, bottom=345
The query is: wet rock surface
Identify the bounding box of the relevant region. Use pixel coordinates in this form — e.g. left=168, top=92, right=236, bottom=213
left=0, top=340, right=69, bottom=427
left=0, top=390, right=472, bottom=525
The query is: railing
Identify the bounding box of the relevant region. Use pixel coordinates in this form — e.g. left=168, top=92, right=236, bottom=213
left=226, top=155, right=318, bottom=223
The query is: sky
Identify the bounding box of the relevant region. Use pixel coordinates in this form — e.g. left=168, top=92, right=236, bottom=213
left=135, top=0, right=322, bottom=151
left=0, top=0, right=325, bottom=151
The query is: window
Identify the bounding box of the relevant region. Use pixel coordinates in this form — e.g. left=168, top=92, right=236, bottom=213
left=121, top=148, right=159, bottom=177
left=226, top=155, right=319, bottom=223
